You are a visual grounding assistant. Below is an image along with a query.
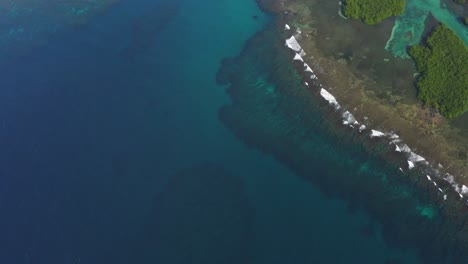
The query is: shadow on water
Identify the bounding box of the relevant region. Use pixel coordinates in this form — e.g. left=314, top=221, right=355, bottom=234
left=131, top=163, right=255, bottom=264
left=122, top=0, right=180, bottom=60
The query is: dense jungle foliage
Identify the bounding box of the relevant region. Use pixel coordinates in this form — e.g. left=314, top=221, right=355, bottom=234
left=409, top=25, right=468, bottom=118
left=343, top=0, right=406, bottom=24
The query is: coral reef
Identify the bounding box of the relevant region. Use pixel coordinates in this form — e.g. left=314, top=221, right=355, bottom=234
left=217, top=20, right=468, bottom=262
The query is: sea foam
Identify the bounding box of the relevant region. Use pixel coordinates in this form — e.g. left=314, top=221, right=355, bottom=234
left=342, top=111, right=358, bottom=125
left=320, top=88, right=341, bottom=110
left=370, top=130, right=385, bottom=138
left=293, top=53, right=303, bottom=62
left=285, top=36, right=302, bottom=52
left=304, top=63, right=313, bottom=73
left=282, top=30, right=467, bottom=203
left=409, top=152, right=425, bottom=163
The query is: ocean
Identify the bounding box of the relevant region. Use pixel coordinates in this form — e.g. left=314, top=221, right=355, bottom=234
left=0, top=0, right=463, bottom=263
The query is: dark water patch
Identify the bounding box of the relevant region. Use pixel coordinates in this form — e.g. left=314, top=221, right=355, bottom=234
left=132, top=163, right=254, bottom=264
left=0, top=0, right=120, bottom=60
left=217, top=21, right=468, bottom=263
left=0, top=0, right=274, bottom=263
left=122, top=0, right=180, bottom=60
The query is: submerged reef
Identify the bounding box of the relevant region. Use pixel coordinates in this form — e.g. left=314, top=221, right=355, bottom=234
left=343, top=0, right=406, bottom=24
left=217, top=18, right=468, bottom=262
left=0, top=0, right=119, bottom=57
left=409, top=24, right=468, bottom=118
left=132, top=163, right=254, bottom=264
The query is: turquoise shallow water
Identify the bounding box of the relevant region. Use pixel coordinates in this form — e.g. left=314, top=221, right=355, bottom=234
left=386, top=0, right=468, bottom=58
left=0, top=0, right=465, bottom=263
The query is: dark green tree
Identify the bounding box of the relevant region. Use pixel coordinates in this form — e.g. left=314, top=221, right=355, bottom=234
left=343, top=0, right=406, bottom=24
left=409, top=25, right=468, bottom=118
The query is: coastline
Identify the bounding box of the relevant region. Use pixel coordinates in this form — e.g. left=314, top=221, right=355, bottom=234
left=276, top=0, right=468, bottom=196
left=217, top=18, right=468, bottom=260
left=214, top=0, right=468, bottom=259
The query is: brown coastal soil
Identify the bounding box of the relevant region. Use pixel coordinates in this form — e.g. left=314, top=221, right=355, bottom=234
left=276, top=0, right=468, bottom=184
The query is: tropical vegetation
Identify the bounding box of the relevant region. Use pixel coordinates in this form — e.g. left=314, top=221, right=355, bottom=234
left=408, top=24, right=468, bottom=118
left=343, top=0, right=406, bottom=24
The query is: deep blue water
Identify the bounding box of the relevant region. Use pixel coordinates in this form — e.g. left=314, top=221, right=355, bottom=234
left=0, top=0, right=427, bottom=263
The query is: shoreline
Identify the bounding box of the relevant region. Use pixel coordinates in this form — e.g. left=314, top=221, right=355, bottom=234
left=275, top=1, right=468, bottom=200
left=217, top=15, right=468, bottom=259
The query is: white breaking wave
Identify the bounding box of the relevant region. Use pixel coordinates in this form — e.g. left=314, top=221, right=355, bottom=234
left=293, top=53, right=303, bottom=62
left=282, top=28, right=467, bottom=202
left=388, top=133, right=399, bottom=140
left=397, top=144, right=411, bottom=153
left=320, top=88, right=341, bottom=110
left=285, top=36, right=302, bottom=52
left=370, top=130, right=385, bottom=138
left=395, top=144, right=401, bottom=152
left=462, top=185, right=468, bottom=195
left=445, top=174, right=456, bottom=184
left=409, top=152, right=425, bottom=163
left=359, top=124, right=366, bottom=132
left=444, top=174, right=464, bottom=198
left=342, top=111, right=358, bottom=125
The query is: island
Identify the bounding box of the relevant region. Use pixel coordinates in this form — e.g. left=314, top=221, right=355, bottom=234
left=409, top=24, right=468, bottom=118
left=219, top=0, right=468, bottom=261
left=343, top=0, right=406, bottom=24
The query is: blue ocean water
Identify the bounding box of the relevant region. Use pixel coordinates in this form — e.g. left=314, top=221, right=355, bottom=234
left=0, top=0, right=427, bottom=263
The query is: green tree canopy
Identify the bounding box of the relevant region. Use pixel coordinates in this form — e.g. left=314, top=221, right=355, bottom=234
left=343, top=0, right=406, bottom=24
left=409, top=24, right=468, bottom=118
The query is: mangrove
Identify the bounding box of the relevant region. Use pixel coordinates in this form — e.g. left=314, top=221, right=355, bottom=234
left=343, top=0, right=406, bottom=24
left=409, top=24, right=468, bottom=118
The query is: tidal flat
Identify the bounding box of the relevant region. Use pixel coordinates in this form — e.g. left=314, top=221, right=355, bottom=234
left=215, top=0, right=468, bottom=259
left=274, top=0, right=468, bottom=186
